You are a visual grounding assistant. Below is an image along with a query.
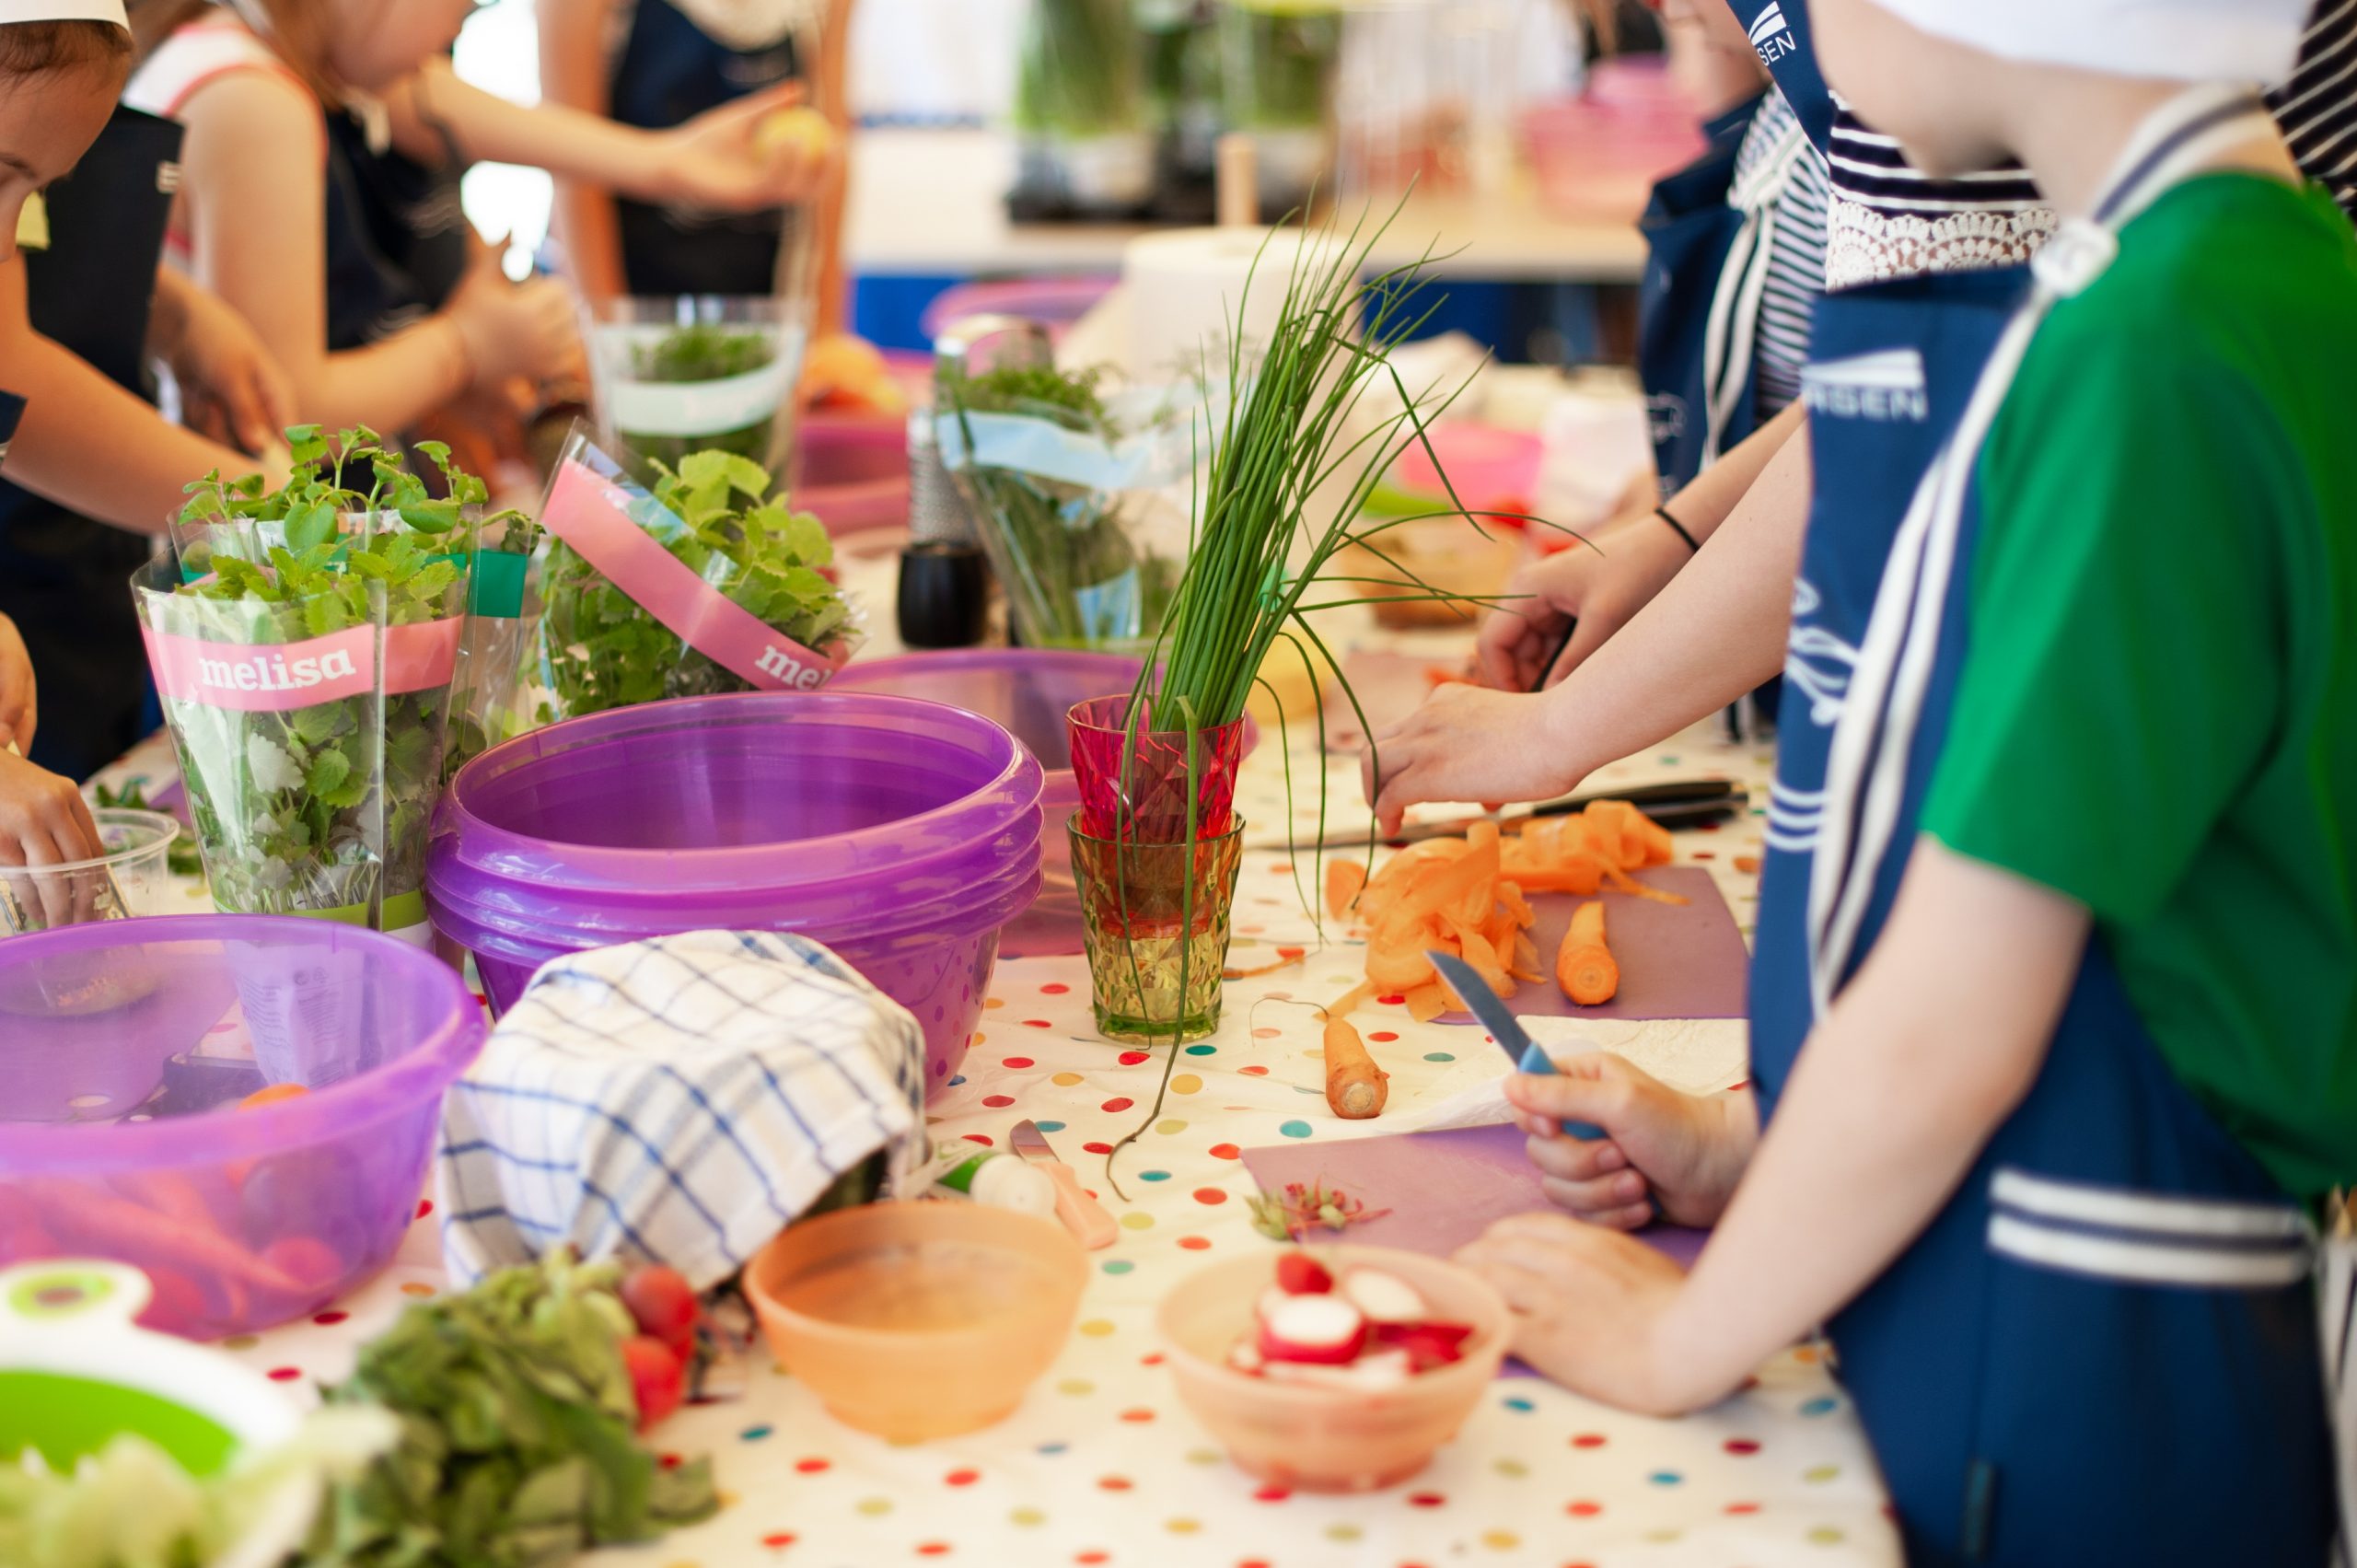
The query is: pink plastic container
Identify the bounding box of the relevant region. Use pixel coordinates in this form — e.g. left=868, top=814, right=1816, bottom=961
left=1389, top=424, right=1544, bottom=517
left=799, top=412, right=909, bottom=537
left=424, top=691, right=1043, bottom=1086
left=918, top=276, right=1119, bottom=347
left=830, top=652, right=1260, bottom=958
left=0, top=915, right=485, bottom=1339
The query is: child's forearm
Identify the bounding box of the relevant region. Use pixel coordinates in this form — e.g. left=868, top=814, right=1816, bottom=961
left=1538, top=424, right=1811, bottom=773
left=301, top=317, right=473, bottom=437
left=1669, top=399, right=1805, bottom=544
left=1645, top=842, right=2087, bottom=1411
left=0, top=262, right=259, bottom=535
left=397, top=62, right=675, bottom=200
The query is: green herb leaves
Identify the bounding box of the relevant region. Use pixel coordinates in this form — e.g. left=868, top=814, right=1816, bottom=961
left=532, top=445, right=855, bottom=720
left=305, top=1252, right=717, bottom=1568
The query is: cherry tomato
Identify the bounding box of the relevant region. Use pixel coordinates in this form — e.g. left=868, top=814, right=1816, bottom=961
left=622, top=1334, right=685, bottom=1429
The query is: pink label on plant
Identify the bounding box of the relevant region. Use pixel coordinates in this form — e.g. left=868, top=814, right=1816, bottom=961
left=142, top=620, right=460, bottom=712
left=540, top=459, right=843, bottom=691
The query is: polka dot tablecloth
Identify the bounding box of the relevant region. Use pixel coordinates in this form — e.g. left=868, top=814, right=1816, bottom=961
left=89, top=718, right=1901, bottom=1567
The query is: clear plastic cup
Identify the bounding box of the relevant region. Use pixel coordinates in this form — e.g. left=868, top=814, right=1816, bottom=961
left=0, top=808, right=187, bottom=935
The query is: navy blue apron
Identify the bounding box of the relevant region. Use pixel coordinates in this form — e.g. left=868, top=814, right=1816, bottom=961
left=0, top=108, right=182, bottom=782
left=1752, top=90, right=2335, bottom=1564
left=320, top=110, right=444, bottom=351
left=1638, top=94, right=1761, bottom=498
left=1720, top=0, right=1830, bottom=154
left=609, top=0, right=799, bottom=296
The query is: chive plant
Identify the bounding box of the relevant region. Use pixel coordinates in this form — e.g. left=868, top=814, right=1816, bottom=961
left=1099, top=198, right=1529, bottom=1191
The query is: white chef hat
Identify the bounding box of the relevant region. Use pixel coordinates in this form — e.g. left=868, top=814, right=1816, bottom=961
left=0, top=0, right=128, bottom=25
left=1865, top=0, right=2309, bottom=86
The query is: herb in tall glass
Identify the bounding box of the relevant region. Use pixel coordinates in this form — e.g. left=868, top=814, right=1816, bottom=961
left=940, top=361, right=1180, bottom=651
left=622, top=323, right=781, bottom=470
left=1014, top=0, right=1146, bottom=137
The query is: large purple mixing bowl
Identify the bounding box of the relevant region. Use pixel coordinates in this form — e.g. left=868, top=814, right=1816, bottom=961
left=829, top=652, right=1259, bottom=958
left=0, top=915, right=485, bottom=1339
left=425, top=691, right=1043, bottom=1086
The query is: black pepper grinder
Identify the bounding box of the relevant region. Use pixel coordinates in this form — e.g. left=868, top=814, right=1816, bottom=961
left=897, top=405, right=992, bottom=648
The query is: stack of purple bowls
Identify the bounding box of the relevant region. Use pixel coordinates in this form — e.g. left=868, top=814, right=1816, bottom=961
left=424, top=691, right=1043, bottom=1087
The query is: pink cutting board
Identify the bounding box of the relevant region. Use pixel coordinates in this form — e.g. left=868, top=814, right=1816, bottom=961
left=1241, top=1123, right=1708, bottom=1375
left=1436, top=865, right=1747, bottom=1024
left=1241, top=1122, right=1707, bottom=1270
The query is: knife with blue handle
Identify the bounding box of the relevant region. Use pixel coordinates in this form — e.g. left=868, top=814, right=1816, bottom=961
left=1427, top=951, right=1605, bottom=1140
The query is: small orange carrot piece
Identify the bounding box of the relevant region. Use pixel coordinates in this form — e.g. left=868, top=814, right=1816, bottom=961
left=1557, top=900, right=1619, bottom=1005
left=1404, top=982, right=1452, bottom=1023
left=1324, top=1016, right=1389, bottom=1119
left=1602, top=865, right=1691, bottom=905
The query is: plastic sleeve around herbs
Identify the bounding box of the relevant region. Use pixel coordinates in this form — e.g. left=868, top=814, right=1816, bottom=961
left=132, top=533, right=470, bottom=942
left=934, top=385, right=1204, bottom=655
left=443, top=510, right=540, bottom=781
left=520, top=432, right=863, bottom=727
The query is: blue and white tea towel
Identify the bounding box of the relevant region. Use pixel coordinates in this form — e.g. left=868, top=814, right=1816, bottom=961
left=436, top=931, right=928, bottom=1289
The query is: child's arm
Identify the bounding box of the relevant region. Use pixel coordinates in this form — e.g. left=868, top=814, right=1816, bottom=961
left=0, top=255, right=268, bottom=536
left=174, top=69, right=575, bottom=432
left=538, top=0, right=627, bottom=302
left=1472, top=401, right=1806, bottom=691
left=1364, top=422, right=1810, bottom=829
left=394, top=55, right=833, bottom=242
left=1457, top=839, right=2085, bottom=1415
left=145, top=265, right=295, bottom=457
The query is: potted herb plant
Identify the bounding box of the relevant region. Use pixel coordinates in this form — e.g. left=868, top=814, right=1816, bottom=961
left=525, top=435, right=859, bottom=725
left=1072, top=203, right=1502, bottom=1175
left=1013, top=0, right=1155, bottom=215
left=134, top=427, right=510, bottom=941
left=937, top=350, right=1189, bottom=654
left=584, top=296, right=808, bottom=482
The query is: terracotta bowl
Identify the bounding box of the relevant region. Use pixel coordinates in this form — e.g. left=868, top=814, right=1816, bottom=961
left=745, top=1202, right=1087, bottom=1442
left=1156, top=1244, right=1512, bottom=1493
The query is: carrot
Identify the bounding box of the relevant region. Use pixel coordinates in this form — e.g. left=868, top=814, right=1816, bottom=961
left=1324, top=1016, right=1389, bottom=1119
left=1602, top=865, right=1691, bottom=905
left=1326, top=859, right=1366, bottom=920
left=1404, top=982, right=1451, bottom=1023
left=28, top=1179, right=308, bottom=1295
left=1557, top=900, right=1619, bottom=1005
left=1327, top=981, right=1378, bottom=1021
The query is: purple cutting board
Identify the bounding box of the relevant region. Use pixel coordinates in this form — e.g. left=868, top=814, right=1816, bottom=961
left=1242, top=1122, right=1707, bottom=1270
left=1242, top=1123, right=1708, bottom=1376
left=1436, top=865, right=1747, bottom=1023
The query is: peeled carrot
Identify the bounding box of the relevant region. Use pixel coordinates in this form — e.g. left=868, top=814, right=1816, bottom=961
left=1404, top=982, right=1452, bottom=1023
left=1324, top=1016, right=1389, bottom=1119
left=1557, top=900, right=1619, bottom=1005
left=1326, top=859, right=1366, bottom=920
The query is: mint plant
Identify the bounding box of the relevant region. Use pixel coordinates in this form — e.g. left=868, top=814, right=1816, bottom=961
left=531, top=448, right=858, bottom=723
left=136, top=426, right=511, bottom=934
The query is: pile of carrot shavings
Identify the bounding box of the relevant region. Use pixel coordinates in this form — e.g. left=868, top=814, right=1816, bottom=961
left=1323, top=801, right=1687, bottom=1021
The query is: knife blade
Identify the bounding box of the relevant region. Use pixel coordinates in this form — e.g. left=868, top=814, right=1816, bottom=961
left=1426, top=951, right=1605, bottom=1141
left=1009, top=1118, right=1118, bottom=1249
left=1248, top=779, right=1747, bottom=853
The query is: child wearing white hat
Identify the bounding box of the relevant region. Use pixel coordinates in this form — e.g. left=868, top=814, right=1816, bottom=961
left=0, top=1, right=137, bottom=877
left=1439, top=2, right=2357, bottom=1561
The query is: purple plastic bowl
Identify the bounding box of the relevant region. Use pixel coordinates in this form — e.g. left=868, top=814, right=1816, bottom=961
left=0, top=914, right=484, bottom=1340
left=830, top=652, right=1260, bottom=958
left=425, top=691, right=1044, bottom=1086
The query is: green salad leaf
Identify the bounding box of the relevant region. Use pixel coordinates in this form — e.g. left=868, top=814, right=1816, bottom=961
left=304, top=1252, right=717, bottom=1568
left=531, top=447, right=856, bottom=722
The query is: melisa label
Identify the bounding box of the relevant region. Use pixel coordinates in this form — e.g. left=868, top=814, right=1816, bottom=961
left=142, top=619, right=461, bottom=713
left=540, top=458, right=843, bottom=692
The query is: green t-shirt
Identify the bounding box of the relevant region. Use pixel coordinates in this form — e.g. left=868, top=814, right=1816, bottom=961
left=1924, top=174, right=2357, bottom=1202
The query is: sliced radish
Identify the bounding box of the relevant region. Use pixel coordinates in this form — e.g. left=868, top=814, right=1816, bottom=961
left=1275, top=1252, right=1334, bottom=1295
left=1341, top=1267, right=1428, bottom=1325
left=1257, top=1294, right=1368, bottom=1365
left=1376, top=1321, right=1476, bottom=1372
left=1263, top=1347, right=1414, bottom=1392
left=1257, top=1286, right=1294, bottom=1326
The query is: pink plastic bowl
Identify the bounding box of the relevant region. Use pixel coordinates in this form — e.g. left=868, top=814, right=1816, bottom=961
left=0, top=915, right=485, bottom=1339
left=799, top=413, right=909, bottom=538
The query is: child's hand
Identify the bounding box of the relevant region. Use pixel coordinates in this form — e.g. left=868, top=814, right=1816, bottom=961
left=1362, top=681, right=1584, bottom=834
left=152, top=273, right=296, bottom=457
left=0, top=748, right=104, bottom=929
left=0, top=612, right=33, bottom=752
left=658, top=83, right=836, bottom=213
left=1507, top=1055, right=1756, bottom=1229
left=1472, top=508, right=1691, bottom=691
left=1455, top=1212, right=1701, bottom=1415
left=448, top=250, right=585, bottom=392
